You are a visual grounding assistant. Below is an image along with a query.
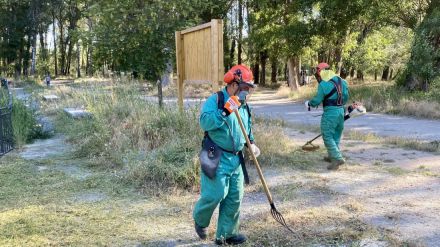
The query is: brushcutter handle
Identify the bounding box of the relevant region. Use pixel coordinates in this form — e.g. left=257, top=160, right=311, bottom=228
left=234, top=109, right=274, bottom=204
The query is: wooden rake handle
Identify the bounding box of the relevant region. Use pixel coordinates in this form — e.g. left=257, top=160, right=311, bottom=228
left=234, top=110, right=274, bottom=204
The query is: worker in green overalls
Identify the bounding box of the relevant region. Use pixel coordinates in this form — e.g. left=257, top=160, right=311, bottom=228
left=193, top=64, right=260, bottom=245
left=306, top=63, right=349, bottom=170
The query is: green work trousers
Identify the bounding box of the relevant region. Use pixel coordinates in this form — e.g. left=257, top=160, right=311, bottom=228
left=321, top=107, right=345, bottom=161
left=193, top=153, right=244, bottom=240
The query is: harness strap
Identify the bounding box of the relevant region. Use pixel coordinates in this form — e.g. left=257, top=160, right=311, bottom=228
left=323, top=77, right=343, bottom=107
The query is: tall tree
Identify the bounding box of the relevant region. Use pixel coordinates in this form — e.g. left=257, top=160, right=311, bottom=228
left=403, top=0, right=440, bottom=90
left=237, top=0, right=243, bottom=64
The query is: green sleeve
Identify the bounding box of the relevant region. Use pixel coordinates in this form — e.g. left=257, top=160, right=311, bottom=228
left=309, top=84, right=325, bottom=107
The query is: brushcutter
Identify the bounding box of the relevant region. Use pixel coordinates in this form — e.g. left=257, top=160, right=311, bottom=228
left=301, top=102, right=367, bottom=152
left=234, top=109, right=295, bottom=234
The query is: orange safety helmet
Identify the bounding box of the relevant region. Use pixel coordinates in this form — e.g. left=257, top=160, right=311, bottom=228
left=223, top=64, right=255, bottom=87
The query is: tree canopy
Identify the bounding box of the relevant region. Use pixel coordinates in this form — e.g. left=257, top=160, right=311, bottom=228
left=0, top=0, right=437, bottom=90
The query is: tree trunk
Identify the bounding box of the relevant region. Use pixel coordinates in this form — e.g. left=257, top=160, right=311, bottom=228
left=350, top=67, right=355, bottom=78
left=230, top=39, right=236, bottom=67
left=259, top=50, right=268, bottom=86
left=297, top=57, right=302, bottom=84
left=87, top=17, right=93, bottom=76
left=271, top=57, right=277, bottom=83
left=77, top=42, right=81, bottom=77
left=327, top=48, right=332, bottom=64
left=287, top=57, right=300, bottom=91
left=53, top=14, right=58, bottom=76
left=59, top=18, right=65, bottom=75
left=382, top=66, right=390, bottom=80
left=66, top=4, right=80, bottom=76
left=389, top=68, right=394, bottom=80
left=374, top=70, right=377, bottom=81
left=16, top=39, right=24, bottom=77
left=318, top=50, right=326, bottom=63
left=23, top=37, right=31, bottom=76
left=39, top=29, right=46, bottom=61
left=31, top=34, right=37, bottom=76
left=357, top=70, right=364, bottom=81
left=335, top=47, right=342, bottom=74
left=29, top=2, right=37, bottom=76
left=66, top=39, right=73, bottom=74
left=252, top=58, right=260, bottom=85
left=158, top=79, right=163, bottom=108
left=86, top=44, right=90, bottom=76
left=237, top=0, right=243, bottom=64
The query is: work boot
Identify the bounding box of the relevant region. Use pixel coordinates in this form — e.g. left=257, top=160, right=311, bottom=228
left=323, top=156, right=331, bottom=163
left=327, top=159, right=345, bottom=170
left=194, top=222, right=207, bottom=240
left=215, top=234, right=247, bottom=245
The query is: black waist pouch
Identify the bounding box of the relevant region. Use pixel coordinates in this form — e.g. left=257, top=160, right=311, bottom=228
left=199, top=136, right=223, bottom=179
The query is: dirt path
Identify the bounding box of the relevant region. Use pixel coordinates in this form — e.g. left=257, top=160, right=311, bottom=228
left=257, top=128, right=440, bottom=246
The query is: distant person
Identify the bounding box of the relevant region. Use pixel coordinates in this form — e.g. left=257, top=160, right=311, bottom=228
left=0, top=78, right=7, bottom=88
left=300, top=69, right=306, bottom=85
left=340, top=67, right=348, bottom=79
left=305, top=63, right=349, bottom=170
left=45, top=74, right=51, bottom=87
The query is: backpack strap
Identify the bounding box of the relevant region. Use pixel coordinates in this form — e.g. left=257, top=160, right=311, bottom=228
left=216, top=90, right=225, bottom=110
left=323, top=77, right=343, bottom=107
left=204, top=90, right=225, bottom=137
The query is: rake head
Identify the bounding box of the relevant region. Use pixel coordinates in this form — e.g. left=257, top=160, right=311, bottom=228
left=301, top=142, right=320, bottom=152
left=270, top=203, right=295, bottom=234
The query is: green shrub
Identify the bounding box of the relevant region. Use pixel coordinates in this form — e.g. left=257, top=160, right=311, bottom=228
left=11, top=99, right=43, bottom=147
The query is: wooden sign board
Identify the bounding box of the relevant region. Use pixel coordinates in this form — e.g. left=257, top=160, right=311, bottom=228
left=175, top=19, right=224, bottom=109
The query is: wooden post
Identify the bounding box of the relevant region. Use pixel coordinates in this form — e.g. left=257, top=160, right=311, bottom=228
left=175, top=31, right=184, bottom=111
left=211, top=20, right=219, bottom=92
left=210, top=19, right=223, bottom=91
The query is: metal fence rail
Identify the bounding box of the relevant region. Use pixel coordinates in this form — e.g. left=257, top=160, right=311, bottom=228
left=0, top=78, right=13, bottom=156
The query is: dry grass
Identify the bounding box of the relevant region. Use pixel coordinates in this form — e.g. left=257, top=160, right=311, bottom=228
left=161, top=79, right=214, bottom=98
left=6, top=78, right=432, bottom=246
left=0, top=154, right=196, bottom=246
left=275, top=85, right=293, bottom=98
left=345, top=130, right=440, bottom=153
left=396, top=100, right=440, bottom=118
left=242, top=200, right=377, bottom=246
left=287, top=83, right=316, bottom=101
